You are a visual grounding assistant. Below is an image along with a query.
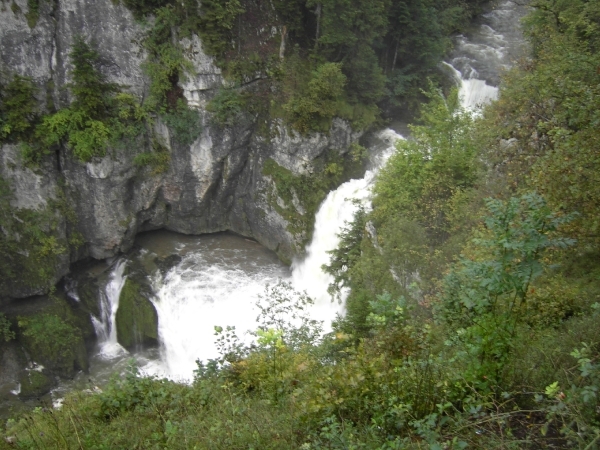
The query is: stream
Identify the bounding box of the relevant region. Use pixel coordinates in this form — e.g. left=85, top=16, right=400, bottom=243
left=6, top=0, right=528, bottom=409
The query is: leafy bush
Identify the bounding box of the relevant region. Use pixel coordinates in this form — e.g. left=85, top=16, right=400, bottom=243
left=17, top=314, right=86, bottom=375
left=0, top=313, right=14, bottom=342
left=68, top=37, right=119, bottom=119
left=133, top=149, right=170, bottom=174
left=161, top=100, right=202, bottom=146
left=439, top=193, right=576, bottom=389
left=206, top=87, right=245, bottom=127
left=196, top=0, right=245, bottom=58
left=283, top=62, right=346, bottom=134
left=37, top=109, right=111, bottom=161
left=122, top=0, right=171, bottom=20
left=0, top=75, right=38, bottom=144
left=25, top=0, right=40, bottom=28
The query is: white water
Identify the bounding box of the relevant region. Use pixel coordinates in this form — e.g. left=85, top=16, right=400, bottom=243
left=144, top=249, right=287, bottom=381
left=78, top=1, right=527, bottom=383
left=291, top=129, right=403, bottom=320
left=136, top=131, right=403, bottom=381
left=91, top=260, right=128, bottom=359
left=445, top=0, right=527, bottom=110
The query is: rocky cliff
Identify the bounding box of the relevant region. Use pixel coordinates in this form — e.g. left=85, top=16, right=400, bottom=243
left=0, top=0, right=361, bottom=299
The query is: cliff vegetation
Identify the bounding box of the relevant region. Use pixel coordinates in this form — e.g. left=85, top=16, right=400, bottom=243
left=2, top=0, right=600, bottom=448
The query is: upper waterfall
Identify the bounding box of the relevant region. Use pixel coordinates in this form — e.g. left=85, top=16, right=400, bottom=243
left=445, top=0, right=528, bottom=110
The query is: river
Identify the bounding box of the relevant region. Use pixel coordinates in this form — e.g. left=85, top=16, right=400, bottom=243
left=23, top=0, right=529, bottom=406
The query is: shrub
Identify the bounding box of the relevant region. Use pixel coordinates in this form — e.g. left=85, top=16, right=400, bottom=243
left=283, top=62, right=346, bottom=134
left=161, top=100, right=202, bottom=146
left=206, top=88, right=245, bottom=127
left=0, top=313, right=14, bottom=342
left=17, top=313, right=86, bottom=375
left=439, top=193, right=576, bottom=389
left=0, top=75, right=38, bottom=143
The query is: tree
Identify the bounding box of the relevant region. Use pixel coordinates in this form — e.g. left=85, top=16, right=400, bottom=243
left=438, top=193, right=576, bottom=388
left=69, top=37, right=119, bottom=119
left=0, top=75, right=38, bottom=143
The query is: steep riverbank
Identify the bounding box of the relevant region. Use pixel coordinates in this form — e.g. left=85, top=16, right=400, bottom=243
left=1, top=0, right=526, bottom=411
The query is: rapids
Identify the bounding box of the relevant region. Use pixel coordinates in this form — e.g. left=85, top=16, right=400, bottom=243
left=56, top=0, right=528, bottom=387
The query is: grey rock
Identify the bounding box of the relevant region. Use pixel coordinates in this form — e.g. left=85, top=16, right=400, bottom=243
left=0, top=0, right=362, bottom=297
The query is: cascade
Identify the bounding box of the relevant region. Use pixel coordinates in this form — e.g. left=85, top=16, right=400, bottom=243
left=91, top=260, right=128, bottom=359
left=139, top=132, right=402, bottom=381
left=82, top=0, right=526, bottom=382
left=445, top=0, right=526, bottom=110
left=143, top=235, right=289, bottom=380
left=290, top=129, right=403, bottom=323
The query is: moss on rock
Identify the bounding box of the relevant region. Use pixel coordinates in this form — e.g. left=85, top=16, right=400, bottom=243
left=16, top=312, right=88, bottom=378
left=116, top=279, right=158, bottom=350
left=19, top=368, right=54, bottom=398
left=262, top=147, right=367, bottom=250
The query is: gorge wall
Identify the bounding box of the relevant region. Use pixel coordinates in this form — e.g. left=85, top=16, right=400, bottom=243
left=0, top=0, right=361, bottom=299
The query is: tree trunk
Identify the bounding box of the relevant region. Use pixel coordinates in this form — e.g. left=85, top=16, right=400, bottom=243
left=315, top=3, right=322, bottom=47
left=279, top=26, right=287, bottom=60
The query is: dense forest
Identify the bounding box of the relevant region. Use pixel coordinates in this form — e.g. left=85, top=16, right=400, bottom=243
left=1, top=0, right=600, bottom=448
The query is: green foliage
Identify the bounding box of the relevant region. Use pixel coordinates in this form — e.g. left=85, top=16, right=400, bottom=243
left=439, top=193, right=576, bottom=388
left=373, top=89, right=477, bottom=232
left=141, top=6, right=193, bottom=112
left=283, top=62, right=346, bottom=134
left=0, top=75, right=38, bottom=144
left=343, top=44, right=386, bottom=104
left=326, top=88, right=479, bottom=328
left=17, top=313, right=86, bottom=375
left=25, top=38, right=142, bottom=163
left=206, top=87, right=245, bottom=127
left=122, top=0, right=171, bottom=20
left=484, top=0, right=600, bottom=247
left=323, top=205, right=366, bottom=300
left=161, top=99, right=202, bottom=146
left=69, top=37, right=120, bottom=118
left=25, top=0, right=40, bottom=28
left=0, top=313, right=15, bottom=342
left=196, top=0, right=245, bottom=58
left=133, top=137, right=171, bottom=174
left=540, top=343, right=600, bottom=448
left=37, top=109, right=111, bottom=161
left=254, top=281, right=323, bottom=351
left=311, top=0, right=389, bottom=49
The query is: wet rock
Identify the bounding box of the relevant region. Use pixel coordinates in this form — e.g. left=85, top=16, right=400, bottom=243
left=115, top=278, right=158, bottom=350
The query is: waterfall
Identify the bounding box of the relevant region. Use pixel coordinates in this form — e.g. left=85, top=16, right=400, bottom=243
left=141, top=132, right=403, bottom=380
left=144, top=236, right=289, bottom=380
left=91, top=260, right=128, bottom=359
left=290, top=129, right=404, bottom=326
left=83, top=1, right=526, bottom=382
left=445, top=0, right=527, bottom=110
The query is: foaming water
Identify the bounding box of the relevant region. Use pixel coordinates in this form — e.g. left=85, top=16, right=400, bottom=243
left=445, top=0, right=528, bottom=110
left=136, top=233, right=290, bottom=381
left=291, top=129, right=404, bottom=325
left=92, top=260, right=128, bottom=359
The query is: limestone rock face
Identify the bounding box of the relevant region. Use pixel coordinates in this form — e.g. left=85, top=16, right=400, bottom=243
left=0, top=0, right=361, bottom=298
